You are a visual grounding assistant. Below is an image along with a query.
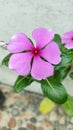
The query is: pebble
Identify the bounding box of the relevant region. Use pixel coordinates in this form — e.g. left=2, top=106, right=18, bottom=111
left=9, top=104, right=14, bottom=108
left=15, top=101, right=24, bottom=107
left=5, top=98, right=15, bottom=106
left=25, top=96, right=34, bottom=104
left=28, top=103, right=35, bottom=111
left=22, top=111, right=33, bottom=119
left=18, top=127, right=28, bottom=130
left=27, top=124, right=36, bottom=130
left=43, top=121, right=53, bottom=130
left=49, top=111, right=58, bottom=121
left=19, top=113, right=26, bottom=120
left=30, top=117, right=37, bottom=123
left=59, top=116, right=65, bottom=124
left=8, top=118, right=16, bottom=128
left=22, top=108, right=26, bottom=112
left=11, top=108, right=20, bottom=117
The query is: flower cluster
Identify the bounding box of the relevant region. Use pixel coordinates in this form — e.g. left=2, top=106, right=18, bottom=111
left=1, top=28, right=73, bottom=117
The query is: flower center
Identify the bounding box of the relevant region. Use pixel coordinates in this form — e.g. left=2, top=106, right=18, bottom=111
left=71, top=37, right=73, bottom=41
left=32, top=48, right=40, bottom=56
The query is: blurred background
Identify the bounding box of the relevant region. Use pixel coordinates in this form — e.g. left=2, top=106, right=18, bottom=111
left=0, top=0, right=73, bottom=129
left=0, top=0, right=73, bottom=94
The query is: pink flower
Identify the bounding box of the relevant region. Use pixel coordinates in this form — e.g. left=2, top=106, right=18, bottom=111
left=7, top=28, right=61, bottom=80
left=62, top=31, right=73, bottom=49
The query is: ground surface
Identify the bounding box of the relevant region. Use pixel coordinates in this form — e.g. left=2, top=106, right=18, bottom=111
left=0, top=83, right=73, bottom=130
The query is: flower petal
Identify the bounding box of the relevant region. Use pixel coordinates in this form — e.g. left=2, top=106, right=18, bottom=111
left=63, top=31, right=73, bottom=37
left=7, top=33, right=33, bottom=53
left=40, top=41, right=61, bottom=65
left=31, top=56, right=54, bottom=80
left=32, top=28, right=54, bottom=48
left=62, top=31, right=73, bottom=44
left=62, top=37, right=70, bottom=44
left=65, top=41, right=73, bottom=49
left=9, top=52, right=32, bottom=76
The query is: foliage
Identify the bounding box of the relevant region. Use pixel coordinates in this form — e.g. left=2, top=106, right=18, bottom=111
left=2, top=33, right=73, bottom=117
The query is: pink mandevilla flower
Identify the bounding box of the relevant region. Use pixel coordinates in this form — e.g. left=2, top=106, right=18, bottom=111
left=62, top=31, right=73, bottom=49
left=7, top=28, right=61, bottom=80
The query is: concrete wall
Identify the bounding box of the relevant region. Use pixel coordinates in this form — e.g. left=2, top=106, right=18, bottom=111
left=0, top=0, right=73, bottom=94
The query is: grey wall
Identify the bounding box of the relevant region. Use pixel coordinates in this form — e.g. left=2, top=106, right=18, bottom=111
left=0, top=0, right=73, bottom=94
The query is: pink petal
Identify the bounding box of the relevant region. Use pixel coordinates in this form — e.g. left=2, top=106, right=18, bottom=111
left=65, top=41, right=73, bottom=49
left=62, top=31, right=73, bottom=44
left=9, top=52, right=32, bottom=76
left=62, top=37, right=71, bottom=44
left=40, top=42, right=61, bottom=65
left=32, top=28, right=54, bottom=48
left=7, top=33, right=33, bottom=53
left=63, top=31, right=73, bottom=37
left=31, top=56, right=54, bottom=80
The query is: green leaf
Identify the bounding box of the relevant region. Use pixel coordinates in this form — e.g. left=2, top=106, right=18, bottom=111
left=2, top=53, right=12, bottom=66
left=53, top=35, right=72, bottom=81
left=14, top=75, right=34, bottom=93
left=39, top=97, right=56, bottom=114
left=54, top=67, right=70, bottom=81
left=62, top=95, right=73, bottom=117
left=53, top=34, right=62, bottom=48
left=55, top=47, right=72, bottom=70
left=69, top=72, right=73, bottom=79
left=54, top=46, right=72, bottom=82
left=41, top=77, right=68, bottom=104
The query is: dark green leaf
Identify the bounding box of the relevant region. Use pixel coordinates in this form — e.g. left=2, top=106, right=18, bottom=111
left=69, top=72, right=73, bottom=79
left=41, top=77, right=68, bottom=104
left=55, top=47, right=73, bottom=70
left=2, top=53, right=12, bottom=66
left=14, top=75, right=34, bottom=93
left=53, top=35, right=72, bottom=81
left=54, top=66, right=71, bottom=81
left=53, top=34, right=62, bottom=48
left=62, top=95, right=73, bottom=117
